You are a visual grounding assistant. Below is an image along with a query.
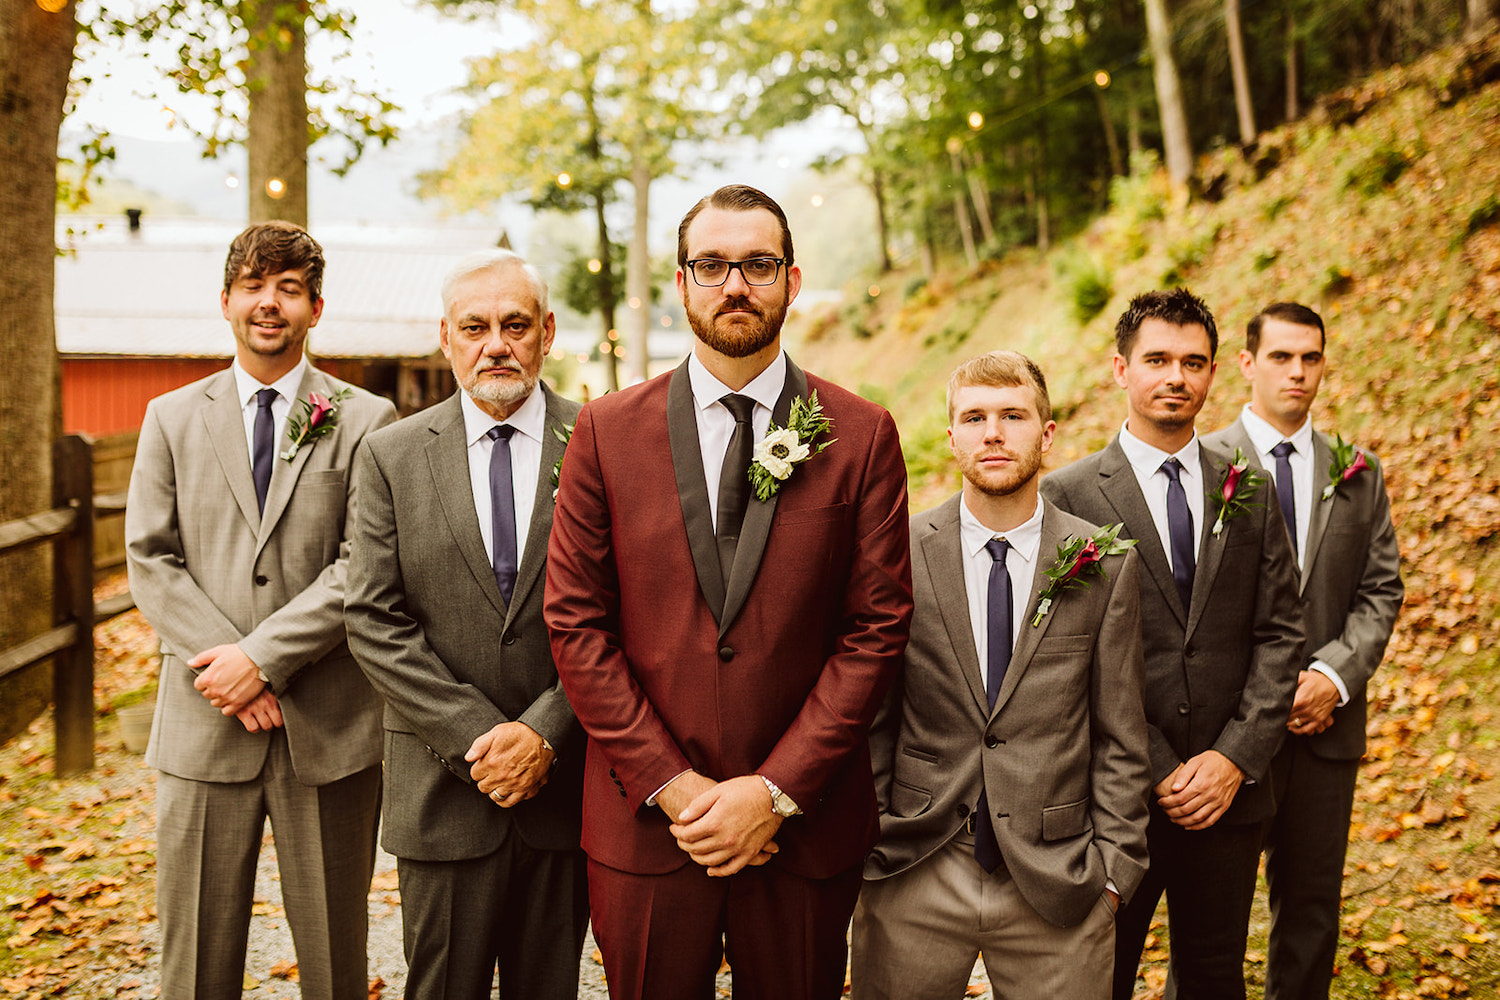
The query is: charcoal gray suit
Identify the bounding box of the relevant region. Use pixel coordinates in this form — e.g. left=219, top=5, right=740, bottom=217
left=1206, top=418, right=1402, bottom=1000
left=126, top=364, right=395, bottom=1000
left=345, top=385, right=587, bottom=1000
left=1041, top=436, right=1304, bottom=1000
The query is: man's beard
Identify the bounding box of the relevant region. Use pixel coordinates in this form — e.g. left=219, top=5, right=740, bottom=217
left=959, top=440, right=1044, bottom=498
left=458, top=357, right=537, bottom=408
left=686, top=294, right=787, bottom=359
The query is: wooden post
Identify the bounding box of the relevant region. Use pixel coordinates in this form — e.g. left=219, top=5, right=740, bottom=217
left=53, top=435, right=95, bottom=777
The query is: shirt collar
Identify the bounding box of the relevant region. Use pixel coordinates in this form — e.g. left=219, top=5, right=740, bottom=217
left=1118, top=421, right=1201, bottom=481
left=232, top=357, right=308, bottom=409
left=958, top=493, right=1045, bottom=566
left=1239, top=405, right=1313, bottom=457
left=687, top=350, right=787, bottom=414
left=459, top=382, right=548, bottom=448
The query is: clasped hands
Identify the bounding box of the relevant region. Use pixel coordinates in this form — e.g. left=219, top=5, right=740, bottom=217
left=190, top=643, right=281, bottom=733
left=660, top=772, right=783, bottom=878
left=1155, top=749, right=1243, bottom=831
left=1287, top=670, right=1339, bottom=736
left=466, top=722, right=554, bottom=808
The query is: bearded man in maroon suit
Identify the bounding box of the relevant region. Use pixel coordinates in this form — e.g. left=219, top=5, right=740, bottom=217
left=545, top=184, right=914, bottom=1000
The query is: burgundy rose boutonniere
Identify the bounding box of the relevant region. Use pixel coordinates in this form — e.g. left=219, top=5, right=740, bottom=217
left=1030, top=523, right=1137, bottom=627
left=281, top=387, right=353, bottom=462
left=1321, top=434, right=1369, bottom=501
left=1211, top=446, right=1266, bottom=536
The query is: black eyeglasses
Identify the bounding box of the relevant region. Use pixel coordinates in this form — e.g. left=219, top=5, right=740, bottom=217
left=684, top=257, right=787, bottom=287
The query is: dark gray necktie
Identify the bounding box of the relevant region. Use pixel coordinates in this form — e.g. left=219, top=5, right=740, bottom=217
left=1271, top=441, right=1297, bottom=552
left=252, top=388, right=277, bottom=514
left=716, top=394, right=756, bottom=589
left=1161, top=458, right=1195, bottom=611
left=975, top=537, right=1011, bottom=874
left=487, top=425, right=518, bottom=603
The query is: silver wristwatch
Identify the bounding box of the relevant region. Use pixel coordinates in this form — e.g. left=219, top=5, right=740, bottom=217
left=760, top=775, right=800, bottom=817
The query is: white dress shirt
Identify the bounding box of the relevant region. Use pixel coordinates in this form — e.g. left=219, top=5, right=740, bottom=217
left=1237, top=407, right=1347, bottom=705
left=232, top=358, right=308, bottom=468
left=958, top=495, right=1044, bottom=692
left=458, top=386, right=545, bottom=573
left=1117, top=423, right=1206, bottom=571
left=686, top=350, right=786, bottom=525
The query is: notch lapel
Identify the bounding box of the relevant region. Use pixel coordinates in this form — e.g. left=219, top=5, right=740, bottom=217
left=426, top=395, right=507, bottom=619
left=505, top=386, right=569, bottom=628
left=1097, top=440, right=1186, bottom=628
left=667, top=362, right=727, bottom=623
left=719, top=360, right=808, bottom=637
left=921, top=497, right=988, bottom=714
left=1186, top=448, right=1231, bottom=639
left=1301, top=432, right=1336, bottom=592
left=202, top=370, right=262, bottom=534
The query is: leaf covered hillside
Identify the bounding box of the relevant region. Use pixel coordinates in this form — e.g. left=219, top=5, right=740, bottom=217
left=791, top=32, right=1500, bottom=999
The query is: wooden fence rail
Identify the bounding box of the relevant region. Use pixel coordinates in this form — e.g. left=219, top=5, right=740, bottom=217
left=0, top=435, right=137, bottom=777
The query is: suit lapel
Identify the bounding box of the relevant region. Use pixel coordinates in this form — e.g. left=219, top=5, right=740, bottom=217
left=720, top=359, right=807, bottom=637
left=426, top=395, right=507, bottom=618
left=201, top=369, right=262, bottom=534
left=506, top=386, right=569, bottom=627
left=1186, top=448, right=1231, bottom=638
left=1301, top=431, right=1336, bottom=592
left=992, top=509, right=1064, bottom=716
left=667, top=362, right=726, bottom=623
left=256, top=367, right=321, bottom=556
left=921, top=497, right=988, bottom=713
left=1097, top=439, right=1185, bottom=628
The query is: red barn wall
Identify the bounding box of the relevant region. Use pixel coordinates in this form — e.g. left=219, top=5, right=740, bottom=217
left=63, top=358, right=226, bottom=437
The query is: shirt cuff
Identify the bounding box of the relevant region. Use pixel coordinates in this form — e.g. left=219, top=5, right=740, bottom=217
left=646, top=769, right=693, bottom=808
left=1309, top=661, right=1350, bottom=707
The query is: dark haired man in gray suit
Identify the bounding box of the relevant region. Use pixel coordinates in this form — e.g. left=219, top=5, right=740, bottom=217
left=1205, top=302, right=1402, bottom=1000
left=346, top=249, right=587, bottom=1000
left=853, top=350, right=1150, bottom=1000
left=127, top=221, right=396, bottom=999
left=1041, top=288, right=1304, bottom=1000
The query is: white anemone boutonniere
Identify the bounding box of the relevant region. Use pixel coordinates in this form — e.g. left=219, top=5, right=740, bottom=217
left=1030, top=523, right=1137, bottom=626
left=1321, top=433, right=1369, bottom=501
left=748, top=391, right=836, bottom=501
left=281, top=387, right=353, bottom=461
left=1210, top=446, right=1266, bottom=536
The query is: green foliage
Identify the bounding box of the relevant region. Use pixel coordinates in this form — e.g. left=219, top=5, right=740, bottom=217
left=1263, top=193, right=1296, bottom=220
left=1464, top=194, right=1500, bottom=236
left=1252, top=247, right=1280, bottom=271
left=1160, top=224, right=1221, bottom=288
left=558, top=245, right=627, bottom=319
left=1342, top=142, right=1415, bottom=197
left=1055, top=252, right=1113, bottom=324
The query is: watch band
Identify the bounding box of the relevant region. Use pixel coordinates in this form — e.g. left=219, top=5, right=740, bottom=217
left=760, top=775, right=800, bottom=817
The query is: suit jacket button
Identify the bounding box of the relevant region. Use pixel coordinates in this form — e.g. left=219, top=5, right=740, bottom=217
left=254, top=574, right=269, bottom=586
left=619, top=787, right=627, bottom=798
left=1178, top=703, right=1191, bottom=715
left=609, top=768, right=617, bottom=778
left=985, top=735, right=1000, bottom=748
left=1184, top=644, right=1196, bottom=657
left=957, top=803, right=970, bottom=818
left=503, top=633, right=517, bottom=645
left=718, top=646, right=735, bottom=662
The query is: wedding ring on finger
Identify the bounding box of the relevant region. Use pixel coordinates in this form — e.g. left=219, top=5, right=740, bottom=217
left=490, top=790, right=503, bottom=801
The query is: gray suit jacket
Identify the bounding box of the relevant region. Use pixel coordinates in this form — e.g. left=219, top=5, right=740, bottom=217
left=125, top=365, right=396, bottom=786
left=1040, top=437, right=1305, bottom=825
left=345, top=386, right=584, bottom=862
left=1204, top=420, right=1403, bottom=760
left=866, top=497, right=1151, bottom=929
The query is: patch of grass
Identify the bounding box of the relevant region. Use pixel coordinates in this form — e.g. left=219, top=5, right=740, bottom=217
left=1253, top=246, right=1281, bottom=271
left=1263, top=192, right=1296, bottom=220
left=1343, top=142, right=1415, bottom=196
left=1464, top=193, right=1500, bottom=237
left=1055, top=252, right=1114, bottom=324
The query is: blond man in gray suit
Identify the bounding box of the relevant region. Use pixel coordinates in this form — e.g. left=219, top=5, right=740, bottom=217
left=126, top=222, right=396, bottom=1000
left=852, top=351, right=1151, bottom=999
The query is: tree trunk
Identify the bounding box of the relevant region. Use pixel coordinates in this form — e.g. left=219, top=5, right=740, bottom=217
left=1225, top=0, right=1257, bottom=145
left=1126, top=91, right=1143, bottom=161
left=1092, top=84, right=1125, bottom=178
left=625, top=144, right=651, bottom=385
left=964, top=148, right=996, bottom=248
left=946, top=153, right=979, bottom=268
left=870, top=167, right=893, bottom=273
left=244, top=0, right=309, bottom=227
left=1285, top=4, right=1300, bottom=122
left=1143, top=0, right=1194, bottom=186
left=592, top=189, right=620, bottom=393
left=0, top=0, right=76, bottom=742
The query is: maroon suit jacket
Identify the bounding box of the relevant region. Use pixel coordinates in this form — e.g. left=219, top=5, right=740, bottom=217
left=545, top=357, right=913, bottom=879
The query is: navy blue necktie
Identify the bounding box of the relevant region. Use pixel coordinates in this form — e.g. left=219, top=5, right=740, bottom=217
left=716, top=394, right=756, bottom=589
left=975, top=537, right=1011, bottom=874
left=487, top=425, right=518, bottom=603
left=252, top=388, right=277, bottom=515
left=1161, top=458, right=1195, bottom=611
left=1271, top=441, right=1298, bottom=554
